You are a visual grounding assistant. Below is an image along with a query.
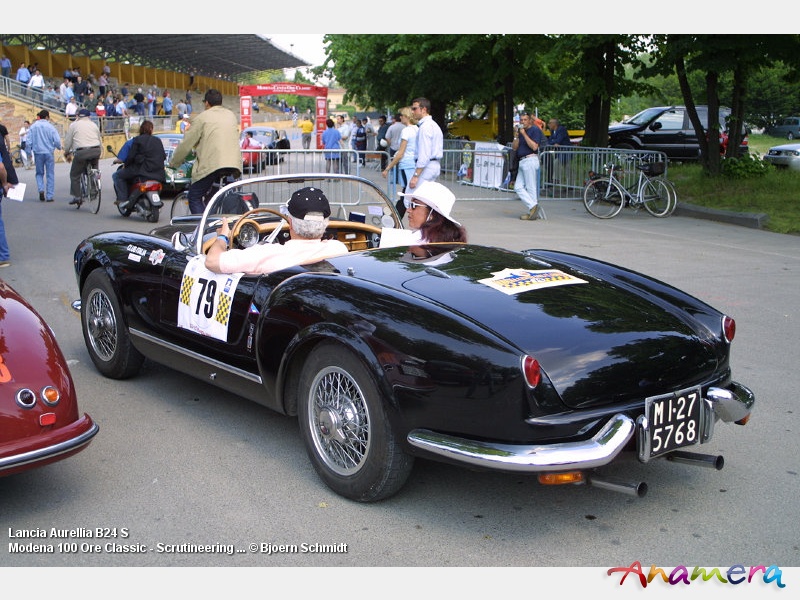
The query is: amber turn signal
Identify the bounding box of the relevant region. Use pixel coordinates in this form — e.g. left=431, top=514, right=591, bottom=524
left=538, top=471, right=584, bottom=486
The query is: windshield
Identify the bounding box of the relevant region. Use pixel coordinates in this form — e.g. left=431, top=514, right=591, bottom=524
left=625, top=107, right=668, bottom=126
left=191, top=173, right=403, bottom=255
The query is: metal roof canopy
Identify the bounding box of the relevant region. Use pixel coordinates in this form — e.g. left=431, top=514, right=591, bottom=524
left=1, top=34, right=309, bottom=80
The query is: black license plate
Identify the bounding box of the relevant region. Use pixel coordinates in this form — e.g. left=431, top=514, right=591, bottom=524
left=645, top=386, right=702, bottom=458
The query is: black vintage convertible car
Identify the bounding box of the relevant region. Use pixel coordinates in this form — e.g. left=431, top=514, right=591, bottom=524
left=73, top=174, right=755, bottom=502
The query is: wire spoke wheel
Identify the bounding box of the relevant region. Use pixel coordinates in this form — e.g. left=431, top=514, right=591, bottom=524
left=307, top=366, right=370, bottom=475
left=86, top=169, right=102, bottom=214
left=298, top=343, right=413, bottom=502
left=642, top=179, right=672, bottom=217
left=85, top=287, right=117, bottom=361
left=80, top=270, right=144, bottom=379
left=170, top=191, right=191, bottom=219
left=583, top=178, right=625, bottom=219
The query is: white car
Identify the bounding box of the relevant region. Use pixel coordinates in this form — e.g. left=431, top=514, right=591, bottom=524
left=763, top=142, right=800, bottom=171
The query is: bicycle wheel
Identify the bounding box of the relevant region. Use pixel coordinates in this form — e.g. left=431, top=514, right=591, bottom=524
left=642, top=179, right=672, bottom=217
left=86, top=169, right=102, bottom=214
left=170, top=191, right=191, bottom=219
left=583, top=177, right=625, bottom=219
left=662, top=178, right=678, bottom=215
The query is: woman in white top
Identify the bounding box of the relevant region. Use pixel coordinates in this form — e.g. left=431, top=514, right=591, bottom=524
left=381, top=106, right=418, bottom=218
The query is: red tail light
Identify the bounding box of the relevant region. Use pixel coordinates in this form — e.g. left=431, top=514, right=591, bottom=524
left=522, top=355, right=541, bottom=388
left=137, top=181, right=163, bottom=193
left=722, top=316, right=736, bottom=343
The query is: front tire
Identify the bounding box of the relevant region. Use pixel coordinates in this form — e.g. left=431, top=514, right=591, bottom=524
left=81, top=270, right=144, bottom=379
left=584, top=177, right=625, bottom=219
left=298, top=342, right=414, bottom=502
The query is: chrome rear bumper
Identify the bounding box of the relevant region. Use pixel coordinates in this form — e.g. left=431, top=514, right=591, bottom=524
left=406, top=382, right=754, bottom=473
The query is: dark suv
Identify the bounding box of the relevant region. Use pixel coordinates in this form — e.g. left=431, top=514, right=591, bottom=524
left=608, top=105, right=748, bottom=160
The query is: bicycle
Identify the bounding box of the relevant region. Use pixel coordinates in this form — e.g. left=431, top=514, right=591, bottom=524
left=76, top=161, right=102, bottom=214
left=170, top=170, right=239, bottom=219
left=583, top=159, right=676, bottom=219
left=11, top=144, right=34, bottom=170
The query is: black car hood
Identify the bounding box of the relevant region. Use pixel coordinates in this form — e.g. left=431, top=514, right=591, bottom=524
left=335, top=246, right=723, bottom=410
left=608, top=122, right=644, bottom=135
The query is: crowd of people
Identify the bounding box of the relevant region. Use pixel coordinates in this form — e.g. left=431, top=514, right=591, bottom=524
left=1, top=57, right=194, bottom=122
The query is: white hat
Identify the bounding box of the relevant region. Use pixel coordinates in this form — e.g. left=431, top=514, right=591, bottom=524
left=400, top=181, right=460, bottom=226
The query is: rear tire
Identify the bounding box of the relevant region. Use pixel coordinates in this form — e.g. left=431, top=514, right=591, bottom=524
left=298, top=342, right=414, bottom=502
left=642, top=179, right=673, bottom=217
left=80, top=270, right=144, bottom=379
left=584, top=178, right=625, bottom=219
left=146, top=205, right=160, bottom=223
left=170, top=191, right=191, bottom=219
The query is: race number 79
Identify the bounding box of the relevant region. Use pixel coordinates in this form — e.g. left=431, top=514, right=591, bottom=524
left=195, top=278, right=218, bottom=318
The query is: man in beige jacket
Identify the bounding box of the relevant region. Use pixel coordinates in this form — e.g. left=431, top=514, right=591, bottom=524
left=170, top=88, right=242, bottom=214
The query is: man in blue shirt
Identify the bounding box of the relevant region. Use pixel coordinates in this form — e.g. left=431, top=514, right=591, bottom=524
left=15, top=62, right=31, bottom=96
left=26, top=110, right=63, bottom=202
left=513, top=111, right=546, bottom=221
left=546, top=118, right=571, bottom=185
left=1, top=55, right=12, bottom=78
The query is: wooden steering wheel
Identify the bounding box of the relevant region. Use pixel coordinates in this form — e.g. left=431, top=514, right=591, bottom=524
left=202, top=207, right=290, bottom=253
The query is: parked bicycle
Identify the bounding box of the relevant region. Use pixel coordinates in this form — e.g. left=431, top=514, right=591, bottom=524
left=74, top=161, right=102, bottom=214
left=583, top=159, right=676, bottom=219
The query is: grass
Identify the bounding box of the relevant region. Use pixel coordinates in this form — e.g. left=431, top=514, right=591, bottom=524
left=668, top=134, right=800, bottom=235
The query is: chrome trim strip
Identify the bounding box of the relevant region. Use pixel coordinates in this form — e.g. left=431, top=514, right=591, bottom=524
left=130, top=328, right=263, bottom=385
left=407, top=413, right=635, bottom=473
left=0, top=423, right=99, bottom=472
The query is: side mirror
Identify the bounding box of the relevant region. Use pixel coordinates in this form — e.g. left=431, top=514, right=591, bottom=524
left=649, top=121, right=663, bottom=132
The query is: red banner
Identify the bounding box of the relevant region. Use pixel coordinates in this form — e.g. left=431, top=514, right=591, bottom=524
left=239, top=83, right=328, bottom=98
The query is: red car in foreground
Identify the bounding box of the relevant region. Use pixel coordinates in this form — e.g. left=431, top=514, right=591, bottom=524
left=0, top=278, right=98, bottom=477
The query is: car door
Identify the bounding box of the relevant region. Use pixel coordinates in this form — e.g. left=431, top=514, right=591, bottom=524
left=158, top=248, right=265, bottom=371
left=640, top=108, right=686, bottom=158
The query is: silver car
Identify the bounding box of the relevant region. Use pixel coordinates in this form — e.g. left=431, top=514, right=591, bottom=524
left=764, top=142, right=800, bottom=170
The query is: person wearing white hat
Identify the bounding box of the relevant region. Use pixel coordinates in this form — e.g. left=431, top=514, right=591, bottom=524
left=399, top=181, right=467, bottom=244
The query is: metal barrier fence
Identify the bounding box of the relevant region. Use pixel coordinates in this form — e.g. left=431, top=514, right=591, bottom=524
left=232, top=144, right=668, bottom=203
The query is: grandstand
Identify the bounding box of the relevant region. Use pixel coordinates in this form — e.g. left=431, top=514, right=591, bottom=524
left=1, top=34, right=311, bottom=154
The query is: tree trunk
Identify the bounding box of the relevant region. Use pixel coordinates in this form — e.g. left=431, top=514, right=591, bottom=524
left=583, top=41, right=616, bottom=147
left=728, top=61, right=748, bottom=159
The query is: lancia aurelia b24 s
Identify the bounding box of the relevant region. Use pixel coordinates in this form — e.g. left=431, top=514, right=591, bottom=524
left=73, top=173, right=754, bottom=502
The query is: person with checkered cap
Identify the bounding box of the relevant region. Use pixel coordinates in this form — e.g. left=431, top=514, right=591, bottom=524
left=205, top=187, right=349, bottom=275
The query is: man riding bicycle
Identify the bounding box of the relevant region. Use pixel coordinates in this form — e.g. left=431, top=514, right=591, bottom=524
left=64, top=108, right=102, bottom=206
left=168, top=88, right=241, bottom=214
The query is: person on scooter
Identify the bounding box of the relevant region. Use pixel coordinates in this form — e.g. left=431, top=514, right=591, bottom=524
left=114, top=120, right=166, bottom=209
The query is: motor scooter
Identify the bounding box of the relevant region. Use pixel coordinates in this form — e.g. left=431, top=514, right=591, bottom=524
left=107, top=144, right=163, bottom=223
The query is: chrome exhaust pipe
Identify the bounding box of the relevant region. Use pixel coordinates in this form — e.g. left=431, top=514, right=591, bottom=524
left=666, top=450, right=724, bottom=470
left=587, top=475, right=648, bottom=498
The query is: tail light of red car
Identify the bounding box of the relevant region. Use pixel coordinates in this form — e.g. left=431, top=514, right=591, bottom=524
left=15, top=385, right=61, bottom=409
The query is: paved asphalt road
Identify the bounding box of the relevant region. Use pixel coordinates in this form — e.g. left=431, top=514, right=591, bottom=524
left=1, top=157, right=797, bottom=591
